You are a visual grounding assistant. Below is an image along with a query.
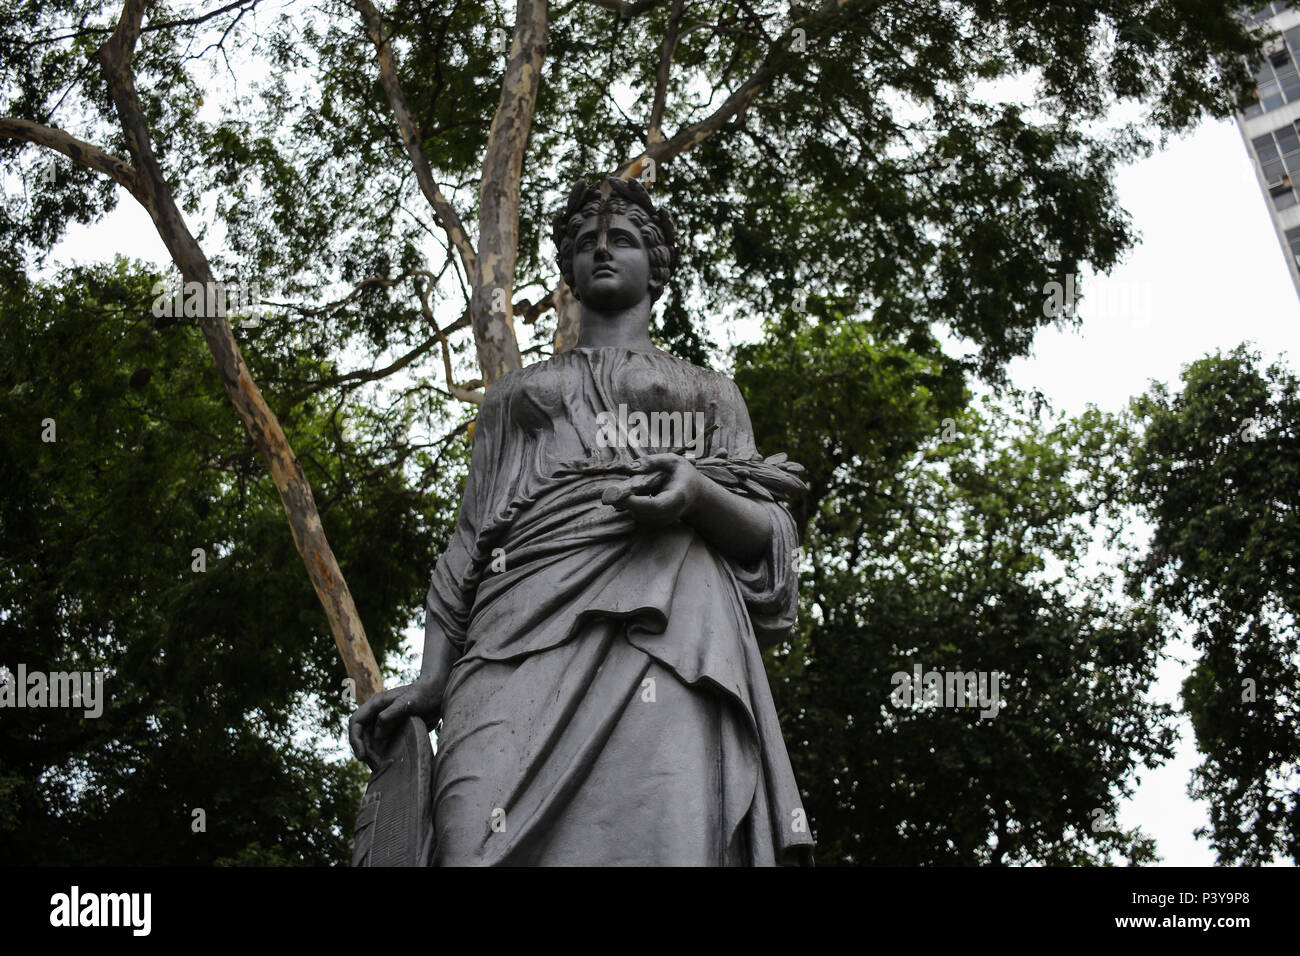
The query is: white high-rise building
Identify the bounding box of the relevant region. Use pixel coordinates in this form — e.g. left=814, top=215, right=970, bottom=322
left=1239, top=2, right=1300, bottom=298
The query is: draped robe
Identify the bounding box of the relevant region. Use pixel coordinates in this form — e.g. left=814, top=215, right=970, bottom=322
left=425, top=346, right=815, bottom=866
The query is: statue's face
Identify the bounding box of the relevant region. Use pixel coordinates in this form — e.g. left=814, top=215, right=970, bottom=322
left=573, top=211, right=651, bottom=309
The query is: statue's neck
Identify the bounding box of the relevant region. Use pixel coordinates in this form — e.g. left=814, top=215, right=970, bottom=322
left=575, top=301, right=654, bottom=350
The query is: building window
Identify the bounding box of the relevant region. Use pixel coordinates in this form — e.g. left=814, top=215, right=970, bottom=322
left=1251, top=122, right=1300, bottom=209
left=1254, top=2, right=1291, bottom=20
left=1243, top=23, right=1300, bottom=117
left=1285, top=226, right=1300, bottom=270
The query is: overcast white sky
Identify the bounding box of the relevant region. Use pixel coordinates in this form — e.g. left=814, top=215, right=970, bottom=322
left=45, top=102, right=1298, bottom=865
left=1001, top=116, right=1299, bottom=866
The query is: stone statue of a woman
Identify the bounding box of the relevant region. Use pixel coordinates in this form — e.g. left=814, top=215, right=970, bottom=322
left=350, top=177, right=814, bottom=866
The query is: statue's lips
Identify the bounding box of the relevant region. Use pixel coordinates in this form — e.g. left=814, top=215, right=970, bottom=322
left=591, top=266, right=617, bottom=277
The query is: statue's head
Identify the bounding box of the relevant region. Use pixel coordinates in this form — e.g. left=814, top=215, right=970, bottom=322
left=552, top=177, right=678, bottom=310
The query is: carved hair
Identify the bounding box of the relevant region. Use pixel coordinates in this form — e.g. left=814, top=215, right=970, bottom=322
left=552, top=177, right=678, bottom=302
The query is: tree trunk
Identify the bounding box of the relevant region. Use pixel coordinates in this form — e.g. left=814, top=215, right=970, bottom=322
left=97, top=0, right=384, bottom=703
left=552, top=281, right=581, bottom=354
left=471, top=0, right=547, bottom=383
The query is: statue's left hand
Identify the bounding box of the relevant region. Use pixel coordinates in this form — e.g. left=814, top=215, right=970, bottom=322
left=348, top=677, right=442, bottom=772
left=602, top=453, right=702, bottom=526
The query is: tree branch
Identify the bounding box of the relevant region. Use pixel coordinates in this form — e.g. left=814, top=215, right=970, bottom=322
left=296, top=334, right=441, bottom=402
left=615, top=0, right=850, bottom=179
left=353, top=0, right=478, bottom=277
left=22, top=0, right=263, bottom=50
left=517, top=288, right=556, bottom=324
left=96, top=0, right=384, bottom=702
left=269, top=269, right=435, bottom=319
left=616, top=59, right=771, bottom=179
left=469, top=0, right=547, bottom=383
left=412, top=273, right=483, bottom=405
left=0, top=118, right=138, bottom=195
left=585, top=0, right=670, bottom=19
left=647, top=0, right=685, bottom=145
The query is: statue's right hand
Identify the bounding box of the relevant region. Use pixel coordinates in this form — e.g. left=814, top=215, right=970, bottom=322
left=348, top=677, right=442, bottom=772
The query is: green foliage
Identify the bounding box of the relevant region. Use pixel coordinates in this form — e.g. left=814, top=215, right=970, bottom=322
left=740, top=313, right=1169, bottom=864
left=1129, top=345, right=1300, bottom=865
left=0, top=260, right=454, bottom=863
left=0, top=1, right=1265, bottom=375
left=0, top=1, right=1281, bottom=865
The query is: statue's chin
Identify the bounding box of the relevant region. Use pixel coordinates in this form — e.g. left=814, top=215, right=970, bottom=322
left=579, top=290, right=646, bottom=312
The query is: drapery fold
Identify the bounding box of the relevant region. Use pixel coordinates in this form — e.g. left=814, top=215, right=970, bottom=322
left=423, top=347, right=814, bottom=865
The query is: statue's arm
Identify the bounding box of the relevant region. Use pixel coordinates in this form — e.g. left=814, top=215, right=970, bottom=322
left=682, top=472, right=773, bottom=565
left=349, top=496, right=479, bottom=767
left=349, top=386, right=502, bottom=767
left=416, top=613, right=460, bottom=701
left=415, top=386, right=506, bottom=690
left=604, top=371, right=788, bottom=565
left=687, top=372, right=788, bottom=562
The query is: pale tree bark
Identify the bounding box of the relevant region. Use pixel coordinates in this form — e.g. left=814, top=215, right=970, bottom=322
left=552, top=281, right=581, bottom=354
left=93, top=0, right=384, bottom=702
left=470, top=0, right=547, bottom=384
left=646, top=0, right=685, bottom=145
left=0, top=119, right=138, bottom=189
left=355, top=0, right=546, bottom=385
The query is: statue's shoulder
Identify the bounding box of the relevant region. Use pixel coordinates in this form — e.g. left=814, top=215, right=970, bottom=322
left=516, top=349, right=582, bottom=377
left=681, top=357, right=745, bottom=404
left=482, top=356, right=553, bottom=405
left=642, top=352, right=751, bottom=414
left=509, top=348, right=741, bottom=403
left=645, top=348, right=736, bottom=387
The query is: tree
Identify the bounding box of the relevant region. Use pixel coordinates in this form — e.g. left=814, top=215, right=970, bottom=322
left=1128, top=345, right=1300, bottom=865
left=0, top=259, right=458, bottom=863
left=737, top=310, right=1169, bottom=864
left=0, top=0, right=1265, bottom=694
left=0, top=3, right=1275, bottom=863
